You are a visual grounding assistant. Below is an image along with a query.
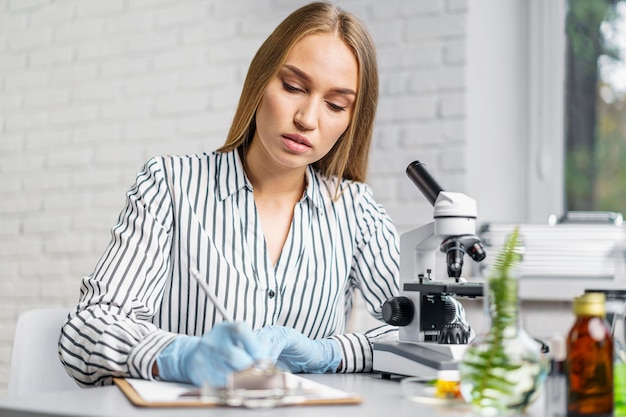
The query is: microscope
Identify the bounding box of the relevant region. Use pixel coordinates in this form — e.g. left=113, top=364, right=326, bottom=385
left=372, top=161, right=486, bottom=378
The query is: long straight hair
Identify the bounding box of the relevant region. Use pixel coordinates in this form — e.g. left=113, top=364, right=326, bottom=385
left=217, top=1, right=379, bottom=189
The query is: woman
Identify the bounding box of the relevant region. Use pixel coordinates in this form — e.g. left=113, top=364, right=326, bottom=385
left=59, top=1, right=399, bottom=388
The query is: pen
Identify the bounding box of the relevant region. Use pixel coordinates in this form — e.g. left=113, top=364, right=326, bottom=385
left=189, top=267, right=235, bottom=322
left=189, top=267, right=284, bottom=400
left=189, top=268, right=288, bottom=407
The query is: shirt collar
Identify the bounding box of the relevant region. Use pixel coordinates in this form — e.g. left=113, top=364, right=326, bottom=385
left=216, top=149, right=251, bottom=202
left=216, top=149, right=325, bottom=212
left=304, top=165, right=325, bottom=212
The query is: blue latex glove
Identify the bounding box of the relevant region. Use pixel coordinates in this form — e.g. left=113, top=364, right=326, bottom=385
left=156, top=322, right=269, bottom=387
left=255, top=325, right=342, bottom=374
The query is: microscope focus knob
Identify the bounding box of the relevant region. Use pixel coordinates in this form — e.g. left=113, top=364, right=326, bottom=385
left=438, top=323, right=471, bottom=344
left=382, top=296, right=414, bottom=326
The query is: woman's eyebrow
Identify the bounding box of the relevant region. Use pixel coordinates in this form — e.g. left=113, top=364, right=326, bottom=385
left=283, top=64, right=356, bottom=96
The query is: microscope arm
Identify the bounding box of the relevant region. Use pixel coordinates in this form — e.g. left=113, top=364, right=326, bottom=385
left=400, top=223, right=438, bottom=283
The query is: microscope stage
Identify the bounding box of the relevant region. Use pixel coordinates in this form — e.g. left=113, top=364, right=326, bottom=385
left=403, top=281, right=483, bottom=297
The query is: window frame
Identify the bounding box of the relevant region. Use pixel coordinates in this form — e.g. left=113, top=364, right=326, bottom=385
left=467, top=1, right=625, bottom=300
left=525, top=0, right=566, bottom=223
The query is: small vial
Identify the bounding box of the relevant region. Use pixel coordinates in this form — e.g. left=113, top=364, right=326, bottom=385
left=566, top=292, right=613, bottom=417
left=434, top=370, right=461, bottom=399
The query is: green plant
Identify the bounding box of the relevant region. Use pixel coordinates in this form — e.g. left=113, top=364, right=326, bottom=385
left=460, top=226, right=525, bottom=409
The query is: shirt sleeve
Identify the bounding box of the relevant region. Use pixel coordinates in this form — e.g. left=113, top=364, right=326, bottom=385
left=332, top=184, right=400, bottom=373
left=58, top=156, right=178, bottom=386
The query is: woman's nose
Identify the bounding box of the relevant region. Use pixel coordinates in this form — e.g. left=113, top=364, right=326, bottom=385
left=294, top=99, right=318, bottom=131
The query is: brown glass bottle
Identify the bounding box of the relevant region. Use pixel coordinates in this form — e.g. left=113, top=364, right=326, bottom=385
left=566, top=292, right=614, bottom=417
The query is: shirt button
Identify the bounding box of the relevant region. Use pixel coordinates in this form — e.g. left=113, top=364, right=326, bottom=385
left=267, top=289, right=276, bottom=298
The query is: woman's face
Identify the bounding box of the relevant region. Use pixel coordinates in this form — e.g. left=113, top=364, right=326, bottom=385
left=251, top=32, right=358, bottom=171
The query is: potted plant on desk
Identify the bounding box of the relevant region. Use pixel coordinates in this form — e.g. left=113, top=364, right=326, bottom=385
left=459, top=226, right=548, bottom=415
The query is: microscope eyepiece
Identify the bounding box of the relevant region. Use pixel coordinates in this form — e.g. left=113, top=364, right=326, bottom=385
left=406, top=161, right=444, bottom=206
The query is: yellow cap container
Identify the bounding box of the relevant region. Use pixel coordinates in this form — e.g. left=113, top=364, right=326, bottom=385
left=573, top=292, right=606, bottom=317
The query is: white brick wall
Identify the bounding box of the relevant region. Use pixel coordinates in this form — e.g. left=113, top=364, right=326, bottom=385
left=0, top=0, right=469, bottom=395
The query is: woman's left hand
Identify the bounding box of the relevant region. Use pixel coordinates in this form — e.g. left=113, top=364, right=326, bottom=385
left=255, top=325, right=342, bottom=373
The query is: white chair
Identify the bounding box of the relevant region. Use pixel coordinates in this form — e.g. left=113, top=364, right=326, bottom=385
left=8, top=308, right=80, bottom=398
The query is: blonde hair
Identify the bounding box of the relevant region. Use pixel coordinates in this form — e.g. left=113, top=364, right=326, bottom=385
left=217, top=1, right=378, bottom=185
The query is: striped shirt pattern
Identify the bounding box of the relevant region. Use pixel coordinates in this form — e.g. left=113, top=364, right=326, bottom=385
left=59, top=150, right=399, bottom=386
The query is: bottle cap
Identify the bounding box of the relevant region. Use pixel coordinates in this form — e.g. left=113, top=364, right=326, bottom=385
left=573, top=292, right=606, bottom=316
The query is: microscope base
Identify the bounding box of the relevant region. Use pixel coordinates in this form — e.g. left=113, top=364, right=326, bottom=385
left=372, top=340, right=468, bottom=379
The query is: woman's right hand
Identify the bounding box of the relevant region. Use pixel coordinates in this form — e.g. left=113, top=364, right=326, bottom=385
left=155, top=322, right=269, bottom=387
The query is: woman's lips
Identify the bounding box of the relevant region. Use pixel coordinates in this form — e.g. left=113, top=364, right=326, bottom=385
left=282, top=134, right=312, bottom=153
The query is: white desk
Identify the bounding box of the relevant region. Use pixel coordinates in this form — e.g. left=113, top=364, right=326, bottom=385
left=0, top=373, right=544, bottom=417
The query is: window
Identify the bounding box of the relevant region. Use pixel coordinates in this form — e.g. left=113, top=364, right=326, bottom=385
left=468, top=2, right=626, bottom=300
left=565, top=0, right=626, bottom=213
left=468, top=1, right=626, bottom=222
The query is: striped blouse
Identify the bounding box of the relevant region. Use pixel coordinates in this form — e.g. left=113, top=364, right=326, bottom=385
left=59, top=149, right=400, bottom=386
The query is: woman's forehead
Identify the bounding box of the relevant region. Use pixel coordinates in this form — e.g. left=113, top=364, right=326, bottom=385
left=283, top=33, right=358, bottom=93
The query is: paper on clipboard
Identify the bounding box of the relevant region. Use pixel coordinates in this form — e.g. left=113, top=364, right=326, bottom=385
left=114, top=373, right=362, bottom=408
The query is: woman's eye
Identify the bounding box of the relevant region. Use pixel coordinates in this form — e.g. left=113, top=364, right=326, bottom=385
left=327, top=102, right=347, bottom=112
left=283, top=81, right=301, bottom=93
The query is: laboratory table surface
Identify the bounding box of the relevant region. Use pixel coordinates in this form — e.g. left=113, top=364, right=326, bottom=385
left=0, top=373, right=544, bottom=417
